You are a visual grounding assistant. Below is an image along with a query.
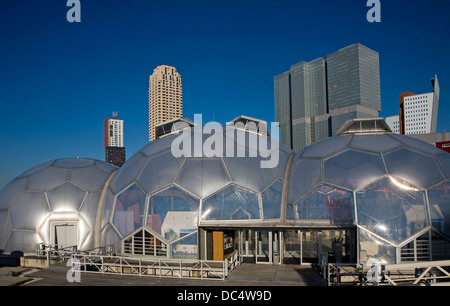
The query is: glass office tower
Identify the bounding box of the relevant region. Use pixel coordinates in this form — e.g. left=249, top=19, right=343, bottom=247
left=274, top=43, right=381, bottom=151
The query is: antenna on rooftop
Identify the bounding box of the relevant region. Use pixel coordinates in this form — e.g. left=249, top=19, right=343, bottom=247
left=112, top=111, right=118, bottom=119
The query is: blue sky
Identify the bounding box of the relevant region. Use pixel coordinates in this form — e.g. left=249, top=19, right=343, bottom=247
left=0, top=0, right=449, bottom=190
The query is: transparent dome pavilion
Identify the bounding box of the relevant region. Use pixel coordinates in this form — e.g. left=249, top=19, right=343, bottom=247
left=1, top=117, right=449, bottom=265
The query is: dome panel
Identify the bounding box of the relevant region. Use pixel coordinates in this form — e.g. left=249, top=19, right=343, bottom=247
left=16, top=161, right=53, bottom=179
left=4, top=231, right=39, bottom=254
left=10, top=192, right=49, bottom=230
left=324, top=149, right=386, bottom=190
left=384, top=147, right=445, bottom=188
left=287, top=157, right=321, bottom=203
left=390, top=134, right=445, bottom=156
left=146, top=186, right=199, bottom=236
left=109, top=152, right=147, bottom=194
left=47, top=182, right=87, bottom=212
left=201, top=184, right=260, bottom=221
left=135, top=152, right=185, bottom=194
left=53, top=158, right=94, bottom=168
left=113, top=184, right=146, bottom=237
left=437, top=153, right=450, bottom=179
left=0, top=177, right=27, bottom=210
left=428, top=181, right=450, bottom=237
left=262, top=179, right=283, bottom=219
left=27, top=166, right=69, bottom=191
left=0, top=210, right=11, bottom=250
left=287, top=184, right=354, bottom=225
left=70, top=166, right=113, bottom=192
left=302, top=136, right=351, bottom=158
left=224, top=149, right=277, bottom=192
left=175, top=158, right=229, bottom=198
left=350, top=134, right=401, bottom=152
left=356, top=176, right=428, bottom=244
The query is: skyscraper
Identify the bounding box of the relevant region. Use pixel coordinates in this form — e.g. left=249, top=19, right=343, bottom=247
left=148, top=65, right=183, bottom=142
left=274, top=43, right=381, bottom=151
left=104, top=112, right=125, bottom=167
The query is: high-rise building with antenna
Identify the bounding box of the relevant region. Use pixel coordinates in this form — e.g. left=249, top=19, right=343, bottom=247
left=148, top=65, right=183, bottom=142
left=104, top=112, right=125, bottom=167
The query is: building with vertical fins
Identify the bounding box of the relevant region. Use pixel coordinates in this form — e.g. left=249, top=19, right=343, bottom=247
left=104, top=112, right=125, bottom=167
left=274, top=43, right=381, bottom=151
left=148, top=65, right=183, bottom=142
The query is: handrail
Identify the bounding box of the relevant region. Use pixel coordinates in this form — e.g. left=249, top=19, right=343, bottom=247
left=36, top=243, right=78, bottom=261
left=72, top=250, right=241, bottom=281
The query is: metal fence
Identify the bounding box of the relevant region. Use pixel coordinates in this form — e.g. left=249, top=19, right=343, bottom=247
left=71, top=249, right=240, bottom=281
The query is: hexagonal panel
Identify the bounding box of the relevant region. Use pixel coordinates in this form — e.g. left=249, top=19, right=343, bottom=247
left=287, top=157, right=321, bottom=203
left=201, top=184, right=260, bottom=221
left=384, top=147, right=445, bottom=188
left=10, top=192, right=49, bottom=230
left=437, top=153, right=450, bottom=179
left=113, top=184, right=146, bottom=237
left=136, top=152, right=185, bottom=194
left=27, top=166, right=69, bottom=192
left=0, top=210, right=11, bottom=250
left=47, top=182, right=87, bottom=212
left=147, top=186, right=199, bottom=236
left=287, top=184, right=354, bottom=225
left=224, top=149, right=276, bottom=192
left=324, top=149, right=386, bottom=190
left=70, top=166, right=112, bottom=192
left=0, top=177, right=27, bottom=210
left=428, top=181, right=450, bottom=237
left=350, top=134, right=401, bottom=152
left=356, top=176, right=428, bottom=244
left=175, top=158, right=230, bottom=198
left=262, top=179, right=283, bottom=219
left=109, top=152, right=147, bottom=195
left=301, top=135, right=351, bottom=158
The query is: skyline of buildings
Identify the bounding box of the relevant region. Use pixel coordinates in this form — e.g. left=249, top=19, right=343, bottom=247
left=274, top=43, right=381, bottom=152
left=104, top=112, right=126, bottom=167
left=148, top=65, right=183, bottom=142
left=386, top=75, right=440, bottom=135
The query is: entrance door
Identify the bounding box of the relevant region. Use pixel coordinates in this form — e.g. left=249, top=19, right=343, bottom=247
left=53, top=223, right=77, bottom=247
left=255, top=231, right=281, bottom=264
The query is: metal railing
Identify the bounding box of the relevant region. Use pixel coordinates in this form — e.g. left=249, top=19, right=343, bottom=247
left=77, top=245, right=115, bottom=256
left=321, top=259, right=450, bottom=286
left=36, top=243, right=78, bottom=262
left=71, top=249, right=240, bottom=281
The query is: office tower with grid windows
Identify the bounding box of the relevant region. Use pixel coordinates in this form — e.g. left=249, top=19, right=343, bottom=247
left=148, top=65, right=183, bottom=142
left=274, top=43, right=381, bottom=151
left=104, top=112, right=125, bottom=167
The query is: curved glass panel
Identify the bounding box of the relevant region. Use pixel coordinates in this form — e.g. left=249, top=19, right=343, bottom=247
left=359, top=228, right=396, bottom=264
left=224, top=150, right=276, bottom=192
left=4, top=231, right=38, bottom=254
left=350, top=134, right=401, bottom=152
left=27, top=166, right=69, bottom=192
left=70, top=166, right=112, bottom=192
left=147, top=186, right=199, bottom=236
left=53, top=158, right=94, bottom=168
left=302, top=136, right=351, bottom=158
left=109, top=152, right=147, bottom=194
left=324, top=149, right=386, bottom=190
left=202, top=184, right=260, bottom=220
left=10, top=192, right=49, bottom=230
left=47, top=182, right=87, bottom=212
left=175, top=158, right=230, bottom=198
left=113, top=184, right=146, bottom=237
left=0, top=210, right=11, bottom=250
left=79, top=192, right=101, bottom=227
left=262, top=179, right=283, bottom=219
left=287, top=158, right=321, bottom=203
left=171, top=231, right=198, bottom=259
left=136, top=152, right=185, bottom=194
left=437, top=153, right=450, bottom=179
left=390, top=134, right=444, bottom=156
left=384, top=147, right=445, bottom=188
left=428, top=181, right=450, bottom=237
left=0, top=177, right=27, bottom=210
left=356, top=177, right=428, bottom=244
left=288, top=184, right=354, bottom=225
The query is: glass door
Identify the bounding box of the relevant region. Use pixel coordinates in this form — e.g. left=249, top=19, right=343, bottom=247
left=255, top=231, right=271, bottom=263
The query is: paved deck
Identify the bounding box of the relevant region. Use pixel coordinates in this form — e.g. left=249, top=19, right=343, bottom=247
left=0, top=262, right=326, bottom=286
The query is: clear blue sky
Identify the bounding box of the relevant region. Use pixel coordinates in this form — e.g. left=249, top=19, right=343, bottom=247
left=0, top=0, right=449, bottom=190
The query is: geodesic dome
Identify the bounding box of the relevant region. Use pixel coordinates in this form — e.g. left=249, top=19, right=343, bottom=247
left=0, top=158, right=117, bottom=254
left=100, top=124, right=292, bottom=258
left=287, top=133, right=450, bottom=263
